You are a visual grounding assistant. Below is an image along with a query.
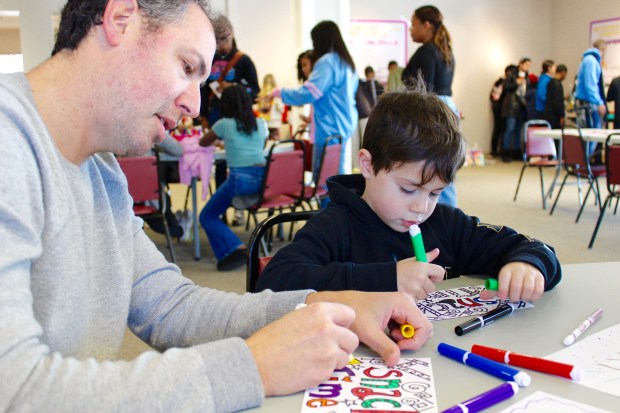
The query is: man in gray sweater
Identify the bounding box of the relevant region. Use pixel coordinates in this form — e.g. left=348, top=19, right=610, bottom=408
left=0, top=1, right=433, bottom=411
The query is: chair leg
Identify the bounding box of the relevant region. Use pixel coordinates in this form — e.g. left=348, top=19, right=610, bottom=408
left=575, top=180, right=594, bottom=223
left=513, top=165, right=527, bottom=202
left=538, top=167, right=546, bottom=209
left=549, top=174, right=569, bottom=215
left=588, top=196, right=610, bottom=248
left=614, top=196, right=619, bottom=215
left=160, top=215, right=177, bottom=264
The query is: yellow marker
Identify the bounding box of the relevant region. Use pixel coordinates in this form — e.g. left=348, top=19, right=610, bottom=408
left=400, top=323, right=415, bottom=338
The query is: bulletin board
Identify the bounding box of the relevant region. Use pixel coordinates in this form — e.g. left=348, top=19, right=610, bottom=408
left=349, top=19, right=409, bottom=83
left=590, top=16, right=620, bottom=85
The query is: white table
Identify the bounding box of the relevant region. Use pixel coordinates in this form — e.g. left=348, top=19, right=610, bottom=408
left=531, top=128, right=620, bottom=143
left=246, top=262, right=620, bottom=412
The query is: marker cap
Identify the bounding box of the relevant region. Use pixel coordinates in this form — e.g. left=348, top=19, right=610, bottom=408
left=485, top=278, right=499, bottom=291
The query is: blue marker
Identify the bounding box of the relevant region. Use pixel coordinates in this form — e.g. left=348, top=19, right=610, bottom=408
left=437, top=343, right=531, bottom=387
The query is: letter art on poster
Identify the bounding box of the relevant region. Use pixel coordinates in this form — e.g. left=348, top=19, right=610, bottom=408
left=301, top=357, right=437, bottom=412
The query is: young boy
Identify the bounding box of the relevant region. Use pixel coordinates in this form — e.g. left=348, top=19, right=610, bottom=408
left=257, top=89, right=562, bottom=301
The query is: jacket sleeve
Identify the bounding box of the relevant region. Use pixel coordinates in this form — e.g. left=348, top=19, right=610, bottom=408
left=436, top=208, right=562, bottom=290
left=281, top=56, right=335, bottom=106
left=545, top=80, right=564, bottom=119
left=257, top=210, right=398, bottom=292
left=580, top=57, right=604, bottom=105
left=236, top=55, right=260, bottom=100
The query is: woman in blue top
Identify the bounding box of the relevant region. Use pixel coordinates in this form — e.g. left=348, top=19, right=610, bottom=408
left=402, top=5, right=459, bottom=207
left=199, top=85, right=268, bottom=271
left=272, top=21, right=358, bottom=176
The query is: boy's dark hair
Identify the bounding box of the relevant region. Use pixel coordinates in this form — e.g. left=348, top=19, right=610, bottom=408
left=556, top=64, right=567, bottom=73
left=52, top=0, right=210, bottom=56
left=364, top=66, right=374, bottom=76
left=221, top=85, right=257, bottom=135
left=362, top=83, right=466, bottom=185
left=311, top=20, right=355, bottom=72
left=388, top=60, right=398, bottom=68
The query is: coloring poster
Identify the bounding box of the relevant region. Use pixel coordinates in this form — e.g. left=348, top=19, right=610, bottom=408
left=416, top=285, right=533, bottom=322
left=545, top=323, right=620, bottom=398
left=300, top=357, right=437, bottom=413
left=498, top=391, right=613, bottom=412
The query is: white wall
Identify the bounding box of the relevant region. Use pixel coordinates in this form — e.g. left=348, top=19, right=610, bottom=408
left=3, top=0, right=618, bottom=151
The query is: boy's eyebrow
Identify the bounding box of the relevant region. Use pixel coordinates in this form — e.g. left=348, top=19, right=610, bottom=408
left=402, top=177, right=447, bottom=191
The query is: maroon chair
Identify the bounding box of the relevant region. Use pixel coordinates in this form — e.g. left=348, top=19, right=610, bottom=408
left=118, top=155, right=176, bottom=263
left=301, top=135, right=342, bottom=209
left=588, top=133, right=620, bottom=248
left=549, top=128, right=606, bottom=223
left=232, top=139, right=306, bottom=231
left=513, top=120, right=560, bottom=209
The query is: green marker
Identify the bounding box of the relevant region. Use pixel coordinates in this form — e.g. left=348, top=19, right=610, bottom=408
left=485, top=278, right=499, bottom=291
left=409, top=225, right=427, bottom=263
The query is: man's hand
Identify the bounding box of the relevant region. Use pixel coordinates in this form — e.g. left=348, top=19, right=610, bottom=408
left=396, top=248, right=445, bottom=300
left=246, top=302, right=358, bottom=396
left=306, top=291, right=433, bottom=367
left=479, top=262, right=545, bottom=302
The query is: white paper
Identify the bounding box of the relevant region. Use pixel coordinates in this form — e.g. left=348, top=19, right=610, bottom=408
left=209, top=80, right=221, bottom=98
left=498, top=390, right=613, bottom=412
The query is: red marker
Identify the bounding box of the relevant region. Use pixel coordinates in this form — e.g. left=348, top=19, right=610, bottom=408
left=470, top=344, right=584, bottom=381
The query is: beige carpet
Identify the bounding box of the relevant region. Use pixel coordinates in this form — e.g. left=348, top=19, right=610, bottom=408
left=119, top=158, right=619, bottom=358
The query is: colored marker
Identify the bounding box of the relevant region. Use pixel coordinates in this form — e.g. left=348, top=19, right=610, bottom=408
left=563, top=308, right=603, bottom=346
left=400, top=323, right=415, bottom=338
left=441, top=381, right=519, bottom=413
left=470, top=344, right=584, bottom=381
left=437, top=343, right=531, bottom=387
left=409, top=224, right=427, bottom=262
left=454, top=304, right=514, bottom=336
left=485, top=278, right=498, bottom=291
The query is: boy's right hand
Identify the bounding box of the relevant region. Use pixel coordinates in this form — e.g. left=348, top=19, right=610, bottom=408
left=396, top=248, right=446, bottom=300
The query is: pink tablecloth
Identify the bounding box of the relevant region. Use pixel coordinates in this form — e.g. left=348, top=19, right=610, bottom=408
left=179, top=138, right=215, bottom=200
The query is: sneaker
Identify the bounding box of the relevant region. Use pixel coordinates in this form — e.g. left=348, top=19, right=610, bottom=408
left=179, top=210, right=194, bottom=243
left=231, top=209, right=245, bottom=227
left=216, top=248, right=247, bottom=271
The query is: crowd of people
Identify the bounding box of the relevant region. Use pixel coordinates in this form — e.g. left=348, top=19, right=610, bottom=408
left=490, top=38, right=618, bottom=162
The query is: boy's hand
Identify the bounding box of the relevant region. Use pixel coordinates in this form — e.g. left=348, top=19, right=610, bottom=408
left=479, top=262, right=545, bottom=302
left=396, top=248, right=445, bottom=300
left=246, top=302, right=358, bottom=396
left=306, top=291, right=433, bottom=367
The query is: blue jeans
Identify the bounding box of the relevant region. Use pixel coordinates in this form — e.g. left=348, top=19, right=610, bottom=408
left=437, top=95, right=459, bottom=207
left=199, top=166, right=264, bottom=261
left=576, top=100, right=602, bottom=155
left=502, top=117, right=523, bottom=150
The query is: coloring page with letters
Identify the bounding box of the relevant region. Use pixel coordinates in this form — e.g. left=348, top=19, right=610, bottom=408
left=416, top=285, right=533, bottom=322
left=300, top=357, right=437, bottom=413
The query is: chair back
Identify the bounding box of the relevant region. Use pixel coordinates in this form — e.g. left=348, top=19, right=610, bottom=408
left=259, top=139, right=306, bottom=204
left=561, top=130, right=590, bottom=175
left=605, top=133, right=620, bottom=192
left=246, top=210, right=320, bottom=292
left=523, top=120, right=555, bottom=159
left=118, top=156, right=161, bottom=203
left=315, top=135, right=342, bottom=188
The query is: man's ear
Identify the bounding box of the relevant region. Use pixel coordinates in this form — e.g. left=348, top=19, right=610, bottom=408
left=101, top=0, right=139, bottom=47
left=358, top=149, right=374, bottom=178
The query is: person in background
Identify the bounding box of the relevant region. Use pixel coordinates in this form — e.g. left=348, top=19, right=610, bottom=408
left=535, top=59, right=556, bottom=119
left=357, top=66, right=385, bottom=119
left=257, top=73, right=284, bottom=140
left=402, top=4, right=459, bottom=207
left=271, top=21, right=359, bottom=176
left=0, top=1, right=434, bottom=410
left=606, top=75, right=620, bottom=129
left=500, top=64, right=527, bottom=162
left=489, top=67, right=508, bottom=157
left=525, top=72, right=539, bottom=122
left=291, top=49, right=316, bottom=140
left=575, top=39, right=607, bottom=154
left=518, top=57, right=533, bottom=90
left=257, top=86, right=562, bottom=302
left=198, top=85, right=268, bottom=271
left=544, top=64, right=568, bottom=129
left=199, top=14, right=260, bottom=226
left=387, top=60, right=404, bottom=92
